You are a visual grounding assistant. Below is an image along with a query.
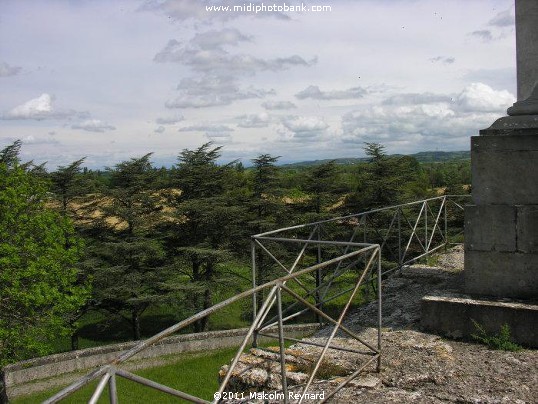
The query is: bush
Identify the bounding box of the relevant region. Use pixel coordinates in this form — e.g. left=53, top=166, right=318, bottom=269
left=471, top=320, right=522, bottom=352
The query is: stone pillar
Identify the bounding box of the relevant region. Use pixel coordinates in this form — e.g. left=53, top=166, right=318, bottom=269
left=464, top=0, right=538, bottom=299
left=514, top=0, right=538, bottom=102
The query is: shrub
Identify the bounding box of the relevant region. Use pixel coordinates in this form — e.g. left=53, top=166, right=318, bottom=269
left=471, top=320, right=522, bottom=352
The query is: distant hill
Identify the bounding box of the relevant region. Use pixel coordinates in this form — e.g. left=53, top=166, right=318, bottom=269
left=281, top=150, right=470, bottom=168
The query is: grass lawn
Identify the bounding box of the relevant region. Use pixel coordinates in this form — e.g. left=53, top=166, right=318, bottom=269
left=15, top=337, right=297, bottom=404
left=14, top=346, right=240, bottom=403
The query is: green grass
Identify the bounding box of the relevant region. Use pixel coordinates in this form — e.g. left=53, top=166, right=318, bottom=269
left=14, top=347, right=239, bottom=403
left=15, top=340, right=297, bottom=404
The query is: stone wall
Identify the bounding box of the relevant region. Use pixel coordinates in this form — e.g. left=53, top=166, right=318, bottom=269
left=2, top=324, right=318, bottom=397
left=465, top=130, right=538, bottom=299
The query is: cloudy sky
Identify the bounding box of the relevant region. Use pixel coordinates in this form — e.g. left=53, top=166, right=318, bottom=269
left=0, top=0, right=517, bottom=168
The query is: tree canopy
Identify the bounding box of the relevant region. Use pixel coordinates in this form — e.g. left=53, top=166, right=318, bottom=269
left=0, top=148, right=89, bottom=367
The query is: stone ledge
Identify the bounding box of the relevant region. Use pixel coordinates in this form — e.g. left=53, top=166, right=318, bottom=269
left=481, top=115, right=538, bottom=135
left=2, top=323, right=319, bottom=393
left=421, top=295, right=538, bottom=348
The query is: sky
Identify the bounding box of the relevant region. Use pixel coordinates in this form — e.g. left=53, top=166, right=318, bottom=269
left=0, top=0, right=517, bottom=169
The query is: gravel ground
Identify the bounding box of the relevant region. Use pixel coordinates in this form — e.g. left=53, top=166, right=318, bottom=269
left=230, top=245, right=538, bottom=403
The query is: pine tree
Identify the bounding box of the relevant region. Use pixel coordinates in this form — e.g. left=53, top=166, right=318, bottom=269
left=90, top=154, right=171, bottom=340
left=50, top=158, right=86, bottom=216
left=160, top=143, right=246, bottom=332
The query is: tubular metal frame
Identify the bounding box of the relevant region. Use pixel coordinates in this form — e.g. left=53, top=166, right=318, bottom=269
left=44, top=245, right=382, bottom=404
left=43, top=195, right=467, bottom=403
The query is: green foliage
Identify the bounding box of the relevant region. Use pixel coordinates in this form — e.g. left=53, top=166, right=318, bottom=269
left=154, top=143, right=250, bottom=332
left=303, top=160, right=339, bottom=215
left=0, top=139, right=475, bottom=359
left=0, top=159, right=89, bottom=367
left=50, top=158, right=86, bottom=215
left=424, top=160, right=471, bottom=193
left=105, top=153, right=162, bottom=236
left=174, top=142, right=232, bottom=199
left=249, top=153, right=285, bottom=233
left=89, top=154, right=176, bottom=340
left=471, top=320, right=522, bottom=352
left=344, top=143, right=428, bottom=213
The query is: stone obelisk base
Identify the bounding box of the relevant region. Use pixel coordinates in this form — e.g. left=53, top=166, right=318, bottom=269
left=464, top=116, right=538, bottom=299
left=422, top=116, right=538, bottom=347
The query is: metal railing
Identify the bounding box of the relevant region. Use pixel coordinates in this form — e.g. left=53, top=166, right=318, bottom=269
left=250, top=195, right=467, bottom=326
left=44, top=242, right=382, bottom=404
left=44, top=194, right=467, bottom=403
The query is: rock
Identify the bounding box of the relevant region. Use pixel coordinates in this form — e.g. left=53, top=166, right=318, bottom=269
left=330, top=374, right=382, bottom=389
left=217, top=247, right=538, bottom=403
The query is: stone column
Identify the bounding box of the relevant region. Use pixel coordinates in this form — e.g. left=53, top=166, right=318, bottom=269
left=464, top=0, right=538, bottom=299
left=514, top=0, right=538, bottom=103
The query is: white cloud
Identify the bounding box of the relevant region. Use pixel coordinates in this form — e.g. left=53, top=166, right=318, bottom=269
left=462, top=68, right=516, bottom=94
left=5, top=93, right=53, bottom=120
left=0, top=62, right=21, bottom=77
left=191, top=28, right=251, bottom=50
left=22, top=135, right=59, bottom=145
left=154, top=125, right=166, bottom=133
left=165, top=94, right=227, bottom=109
left=178, top=123, right=234, bottom=143
left=295, top=85, right=367, bottom=100
left=281, top=116, right=329, bottom=139
left=72, top=119, right=116, bottom=132
left=429, top=56, right=455, bottom=65
left=456, top=82, right=515, bottom=113
left=140, top=0, right=289, bottom=22
left=205, top=132, right=232, bottom=142
left=341, top=83, right=515, bottom=148
left=155, top=38, right=316, bottom=74
left=178, top=124, right=234, bottom=132
left=156, top=115, right=184, bottom=125
left=262, top=101, right=296, bottom=110
left=488, top=10, right=514, bottom=27
left=139, top=0, right=208, bottom=21
left=237, top=112, right=271, bottom=128
left=0, top=0, right=518, bottom=166
left=382, top=93, right=453, bottom=106
left=2, top=93, right=87, bottom=121
left=166, top=75, right=274, bottom=108
left=470, top=30, right=493, bottom=42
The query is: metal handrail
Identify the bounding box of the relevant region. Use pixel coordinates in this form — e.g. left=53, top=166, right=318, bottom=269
left=44, top=243, right=382, bottom=404
left=250, top=195, right=468, bottom=329
left=252, top=194, right=468, bottom=276
left=44, top=195, right=468, bottom=403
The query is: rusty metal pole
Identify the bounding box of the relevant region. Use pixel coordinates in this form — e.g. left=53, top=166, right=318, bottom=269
left=277, top=285, right=289, bottom=403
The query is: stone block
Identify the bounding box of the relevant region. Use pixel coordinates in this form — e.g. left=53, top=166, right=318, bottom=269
left=517, top=205, right=538, bottom=253
left=470, top=134, right=538, bottom=205
left=421, top=295, right=538, bottom=348
left=464, top=250, right=538, bottom=299
left=464, top=205, right=516, bottom=252
left=482, top=115, right=538, bottom=135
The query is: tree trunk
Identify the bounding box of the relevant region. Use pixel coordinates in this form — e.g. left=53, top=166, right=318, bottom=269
left=192, top=259, right=204, bottom=332
left=132, top=311, right=141, bottom=340
left=0, top=370, right=9, bottom=404
left=71, top=331, right=79, bottom=351
left=200, top=288, right=212, bottom=331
